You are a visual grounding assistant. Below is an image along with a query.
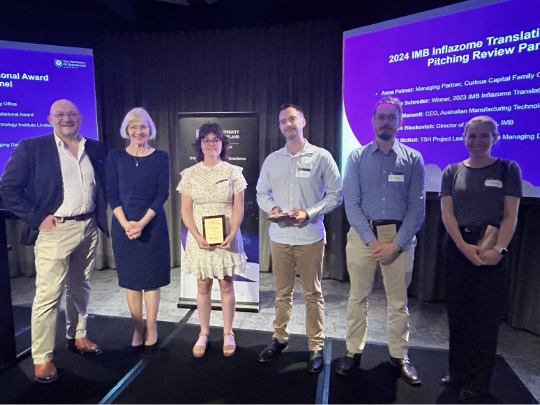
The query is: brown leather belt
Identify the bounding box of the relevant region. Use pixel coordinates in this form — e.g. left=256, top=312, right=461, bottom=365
left=57, top=212, right=94, bottom=222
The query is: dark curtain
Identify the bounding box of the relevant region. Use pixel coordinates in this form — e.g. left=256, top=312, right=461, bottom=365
left=93, top=19, right=346, bottom=278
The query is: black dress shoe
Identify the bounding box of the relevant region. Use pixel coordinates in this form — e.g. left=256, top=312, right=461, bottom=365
left=308, top=349, right=324, bottom=373
left=389, top=356, right=421, bottom=385
left=335, top=351, right=362, bottom=375
left=459, top=388, right=489, bottom=403
left=440, top=374, right=462, bottom=389
left=258, top=338, right=288, bottom=362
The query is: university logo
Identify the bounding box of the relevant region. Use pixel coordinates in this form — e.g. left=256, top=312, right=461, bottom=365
left=54, top=59, right=63, bottom=68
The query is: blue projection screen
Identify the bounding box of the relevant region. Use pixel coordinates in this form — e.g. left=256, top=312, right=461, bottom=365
left=342, top=0, right=540, bottom=196
left=0, top=40, right=98, bottom=175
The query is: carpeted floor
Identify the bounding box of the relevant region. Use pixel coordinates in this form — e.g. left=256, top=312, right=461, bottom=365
left=328, top=339, right=537, bottom=404
left=106, top=323, right=538, bottom=404
left=109, top=323, right=320, bottom=404
left=1, top=311, right=537, bottom=404
left=0, top=311, right=178, bottom=404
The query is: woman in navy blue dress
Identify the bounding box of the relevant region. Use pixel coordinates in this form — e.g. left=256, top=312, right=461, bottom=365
left=106, top=107, right=170, bottom=350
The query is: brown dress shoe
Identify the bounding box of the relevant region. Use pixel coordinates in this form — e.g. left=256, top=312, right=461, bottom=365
left=67, top=337, right=102, bottom=356
left=34, top=361, right=58, bottom=383
left=389, top=356, right=421, bottom=385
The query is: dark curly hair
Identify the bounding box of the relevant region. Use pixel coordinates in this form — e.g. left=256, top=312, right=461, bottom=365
left=192, top=122, right=231, bottom=162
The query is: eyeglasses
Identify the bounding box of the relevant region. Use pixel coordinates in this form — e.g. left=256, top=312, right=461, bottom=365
left=52, top=112, right=79, bottom=120
left=128, top=125, right=149, bottom=131
left=202, top=138, right=222, bottom=144
left=374, top=114, right=399, bottom=122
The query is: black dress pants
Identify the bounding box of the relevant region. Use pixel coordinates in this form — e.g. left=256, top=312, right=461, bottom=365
left=443, top=232, right=507, bottom=393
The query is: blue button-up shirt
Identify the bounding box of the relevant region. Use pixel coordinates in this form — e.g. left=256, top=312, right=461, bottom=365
left=343, top=140, right=425, bottom=250
left=256, top=140, right=343, bottom=245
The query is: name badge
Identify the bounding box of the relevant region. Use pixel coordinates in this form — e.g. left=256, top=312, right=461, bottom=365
left=296, top=167, right=311, bottom=178
left=485, top=179, right=503, bottom=188
left=388, top=172, right=404, bottom=182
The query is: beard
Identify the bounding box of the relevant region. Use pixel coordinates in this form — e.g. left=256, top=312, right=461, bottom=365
left=376, top=131, right=394, bottom=141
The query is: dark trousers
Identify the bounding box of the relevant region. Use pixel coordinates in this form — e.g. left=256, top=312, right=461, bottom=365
left=443, top=232, right=507, bottom=393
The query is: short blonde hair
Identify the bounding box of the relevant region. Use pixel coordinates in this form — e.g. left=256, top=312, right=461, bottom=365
left=120, top=107, right=157, bottom=140
left=464, top=115, right=499, bottom=138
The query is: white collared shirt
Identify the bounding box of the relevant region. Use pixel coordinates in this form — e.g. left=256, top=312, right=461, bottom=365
left=53, top=133, right=97, bottom=217
left=256, top=139, right=343, bottom=245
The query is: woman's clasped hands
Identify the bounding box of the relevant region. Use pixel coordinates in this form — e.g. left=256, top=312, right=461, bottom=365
left=124, top=221, right=143, bottom=240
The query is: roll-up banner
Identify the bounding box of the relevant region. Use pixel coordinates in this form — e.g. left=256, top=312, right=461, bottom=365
left=177, top=113, right=260, bottom=312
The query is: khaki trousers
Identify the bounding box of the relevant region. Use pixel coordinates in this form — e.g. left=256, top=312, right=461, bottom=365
left=345, top=229, right=415, bottom=359
left=32, top=218, right=98, bottom=364
left=270, top=239, right=325, bottom=351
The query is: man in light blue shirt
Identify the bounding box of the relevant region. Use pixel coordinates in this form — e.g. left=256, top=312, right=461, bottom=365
left=335, top=97, right=425, bottom=385
left=256, top=104, right=342, bottom=373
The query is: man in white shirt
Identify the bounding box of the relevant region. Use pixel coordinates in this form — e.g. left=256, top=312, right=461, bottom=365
left=0, top=99, right=109, bottom=383
left=256, top=104, right=343, bottom=372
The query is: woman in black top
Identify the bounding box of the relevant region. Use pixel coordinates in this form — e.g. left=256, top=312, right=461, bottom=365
left=439, top=115, right=522, bottom=402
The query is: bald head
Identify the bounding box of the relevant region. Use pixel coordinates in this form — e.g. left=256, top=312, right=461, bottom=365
left=49, top=99, right=79, bottom=115
left=47, top=99, right=83, bottom=140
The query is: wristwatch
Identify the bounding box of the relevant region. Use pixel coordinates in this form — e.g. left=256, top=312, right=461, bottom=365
left=494, top=245, right=508, bottom=256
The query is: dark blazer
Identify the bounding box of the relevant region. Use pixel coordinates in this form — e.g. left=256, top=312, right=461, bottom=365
left=0, top=133, right=109, bottom=245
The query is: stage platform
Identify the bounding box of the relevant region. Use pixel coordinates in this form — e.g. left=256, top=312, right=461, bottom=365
left=0, top=309, right=536, bottom=404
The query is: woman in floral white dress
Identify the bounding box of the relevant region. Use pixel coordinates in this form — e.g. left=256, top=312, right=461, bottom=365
left=178, top=122, right=248, bottom=358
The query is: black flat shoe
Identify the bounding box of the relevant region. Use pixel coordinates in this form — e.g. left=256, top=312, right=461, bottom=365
left=144, top=341, right=159, bottom=355
left=131, top=344, right=145, bottom=354
left=440, top=374, right=462, bottom=389
left=459, top=388, right=489, bottom=403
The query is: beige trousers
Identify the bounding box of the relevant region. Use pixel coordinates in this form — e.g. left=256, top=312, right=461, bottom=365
left=270, top=239, right=325, bottom=351
left=32, top=218, right=98, bottom=364
left=345, top=228, right=415, bottom=359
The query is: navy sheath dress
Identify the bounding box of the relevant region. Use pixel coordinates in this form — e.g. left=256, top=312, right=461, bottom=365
left=106, top=149, right=171, bottom=290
